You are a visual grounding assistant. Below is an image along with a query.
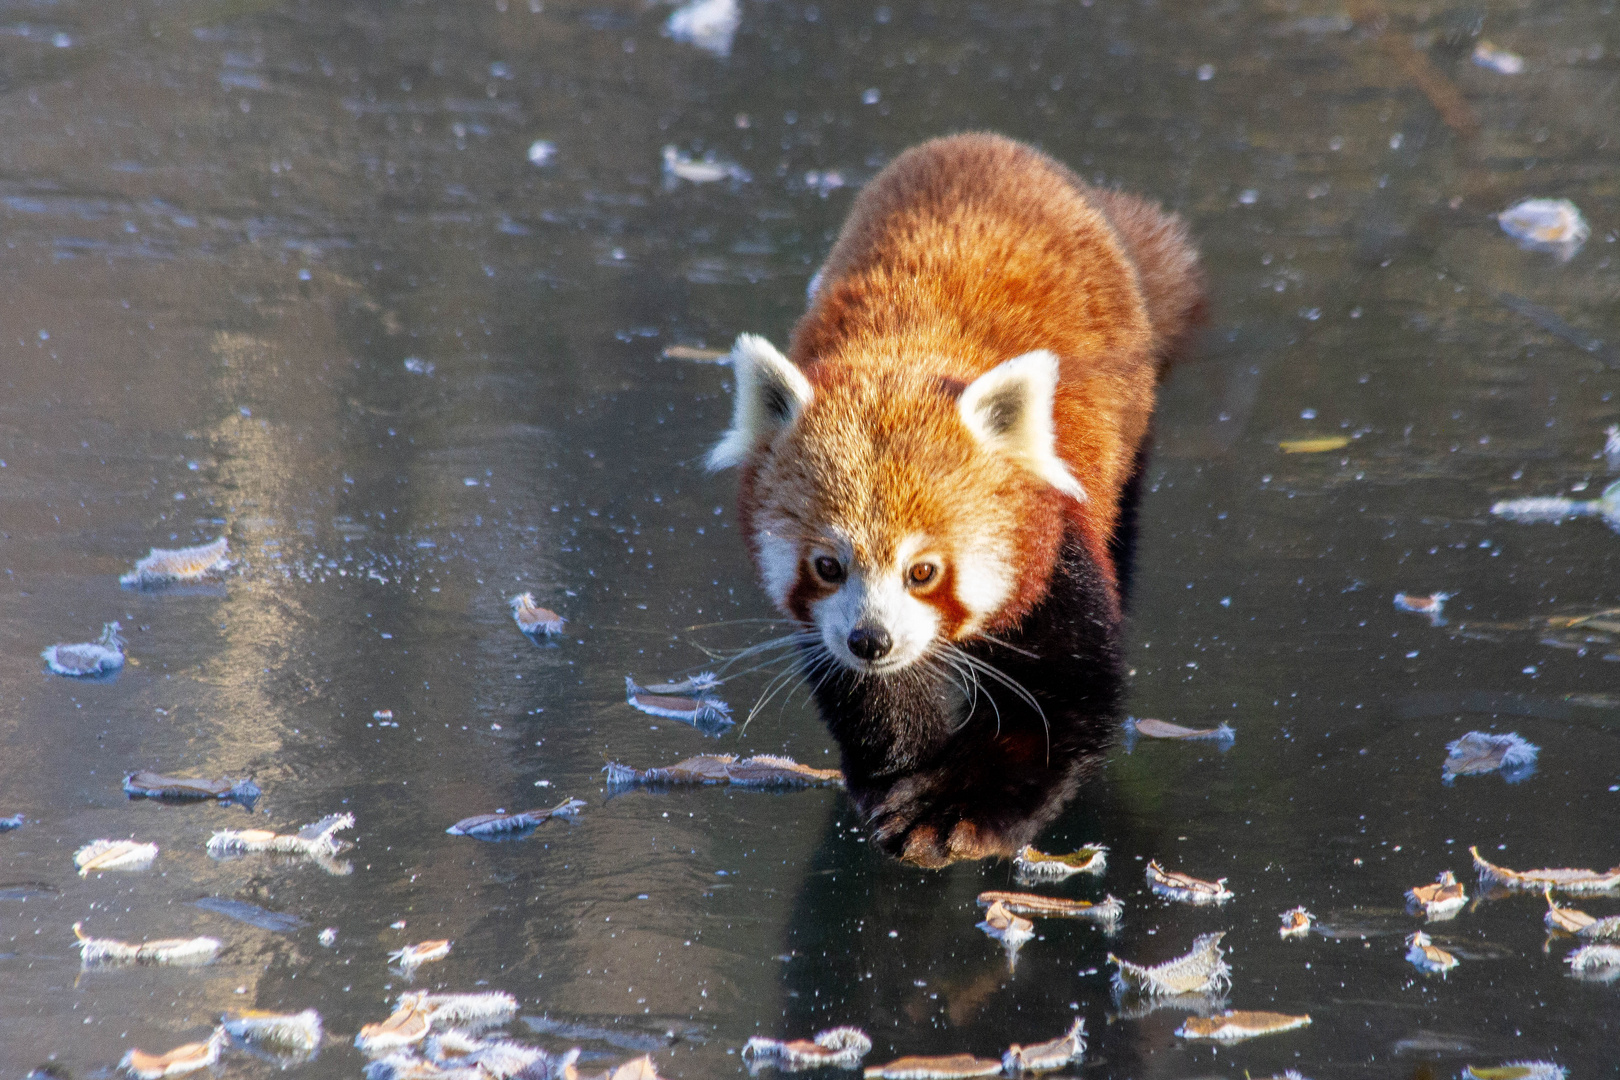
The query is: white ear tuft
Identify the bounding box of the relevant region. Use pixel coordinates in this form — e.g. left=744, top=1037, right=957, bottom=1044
left=705, top=334, right=813, bottom=471
left=957, top=350, right=1087, bottom=501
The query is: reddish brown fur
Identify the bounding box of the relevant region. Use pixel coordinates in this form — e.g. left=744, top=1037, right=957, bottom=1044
left=738, top=132, right=1202, bottom=631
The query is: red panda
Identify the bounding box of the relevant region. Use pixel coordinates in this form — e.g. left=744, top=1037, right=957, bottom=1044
left=707, top=133, right=1204, bottom=865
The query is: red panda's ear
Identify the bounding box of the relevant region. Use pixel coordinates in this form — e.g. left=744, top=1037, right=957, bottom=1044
left=957, top=350, right=1087, bottom=502
left=706, top=334, right=813, bottom=471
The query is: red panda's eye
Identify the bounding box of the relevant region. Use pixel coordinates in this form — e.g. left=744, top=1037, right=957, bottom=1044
left=907, top=562, right=937, bottom=586
left=813, top=556, right=845, bottom=583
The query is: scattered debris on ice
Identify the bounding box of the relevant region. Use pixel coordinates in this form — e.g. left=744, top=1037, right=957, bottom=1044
left=975, top=891, right=1122, bottom=926
left=1394, top=591, right=1452, bottom=625
left=446, top=798, right=584, bottom=837
left=1175, top=1010, right=1311, bottom=1042
left=661, top=344, right=730, bottom=363
left=1001, top=1018, right=1085, bottom=1074
left=1443, top=731, right=1538, bottom=783
left=1278, top=907, right=1313, bottom=938
left=526, top=140, right=556, bottom=167
left=354, top=991, right=521, bottom=1054
left=1013, top=843, right=1107, bottom=881
left=1407, top=870, right=1468, bottom=918
left=120, top=1028, right=225, bottom=1079
left=803, top=170, right=847, bottom=198
left=43, top=621, right=126, bottom=676
left=1109, top=933, right=1231, bottom=997
left=1462, top=1064, right=1567, bottom=1080
left=413, top=991, right=519, bottom=1030
left=124, top=771, right=260, bottom=802
left=1127, top=717, right=1235, bottom=745
left=1406, top=930, right=1459, bottom=974
left=1278, top=436, right=1349, bottom=453
left=75, top=839, right=158, bottom=875
left=639, top=672, right=722, bottom=695
left=1540, top=888, right=1620, bottom=938
left=1565, top=943, right=1620, bottom=982
left=862, top=1053, right=1003, bottom=1078
left=121, top=537, right=230, bottom=587
left=1472, top=846, right=1620, bottom=894
left=625, top=675, right=732, bottom=734
left=1491, top=479, right=1620, bottom=526
left=742, top=1027, right=872, bottom=1071
left=389, top=940, right=452, bottom=972
left=208, top=813, right=354, bottom=859
left=74, top=922, right=220, bottom=966
left=1146, top=860, right=1234, bottom=904
left=222, top=1009, right=323, bottom=1061
left=665, top=0, right=739, bottom=57
left=662, top=145, right=750, bottom=186
left=605, top=754, right=842, bottom=788
left=510, top=592, right=566, bottom=638
left=354, top=994, right=433, bottom=1054
left=1472, top=41, right=1525, bottom=74
left=976, top=900, right=1034, bottom=970
left=1498, top=198, right=1589, bottom=257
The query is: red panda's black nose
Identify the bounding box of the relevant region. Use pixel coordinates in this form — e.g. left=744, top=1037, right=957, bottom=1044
left=847, top=626, right=893, bottom=661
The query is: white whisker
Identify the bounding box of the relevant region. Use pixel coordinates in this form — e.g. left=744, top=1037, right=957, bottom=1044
left=941, top=643, right=1048, bottom=758
left=783, top=648, right=838, bottom=711
left=743, top=659, right=813, bottom=732
left=702, top=628, right=819, bottom=672
left=679, top=617, right=799, bottom=632
left=972, top=632, right=1042, bottom=661
left=711, top=646, right=813, bottom=686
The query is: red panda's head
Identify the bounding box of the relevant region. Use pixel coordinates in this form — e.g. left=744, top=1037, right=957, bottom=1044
left=708, top=334, right=1085, bottom=676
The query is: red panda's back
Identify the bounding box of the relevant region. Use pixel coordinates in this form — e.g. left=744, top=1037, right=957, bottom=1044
left=788, top=132, right=1203, bottom=563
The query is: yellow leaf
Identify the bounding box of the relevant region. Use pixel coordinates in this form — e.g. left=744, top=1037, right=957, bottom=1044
left=1279, top=436, right=1350, bottom=453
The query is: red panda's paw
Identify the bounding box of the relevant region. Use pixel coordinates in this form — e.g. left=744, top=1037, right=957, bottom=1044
left=864, top=782, right=1020, bottom=868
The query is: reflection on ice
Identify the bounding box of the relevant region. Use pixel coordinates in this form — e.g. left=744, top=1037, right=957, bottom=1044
left=191, top=897, right=306, bottom=933
left=1491, top=480, right=1620, bottom=527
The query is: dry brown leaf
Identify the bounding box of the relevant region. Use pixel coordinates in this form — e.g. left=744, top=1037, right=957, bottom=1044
left=976, top=891, right=1122, bottom=924
left=1109, top=933, right=1231, bottom=997
left=1146, top=860, right=1234, bottom=903
left=1472, top=846, right=1620, bottom=893
left=863, top=1054, right=1004, bottom=1079
left=1175, top=1010, right=1311, bottom=1041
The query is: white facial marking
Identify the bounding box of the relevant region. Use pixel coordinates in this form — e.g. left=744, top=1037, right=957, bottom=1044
left=812, top=536, right=942, bottom=673
left=754, top=527, right=800, bottom=610
left=953, top=539, right=1014, bottom=634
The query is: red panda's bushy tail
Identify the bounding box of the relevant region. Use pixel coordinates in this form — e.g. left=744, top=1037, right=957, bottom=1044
left=1087, top=187, right=1207, bottom=375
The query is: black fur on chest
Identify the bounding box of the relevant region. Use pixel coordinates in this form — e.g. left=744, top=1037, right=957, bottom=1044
left=805, top=526, right=1124, bottom=863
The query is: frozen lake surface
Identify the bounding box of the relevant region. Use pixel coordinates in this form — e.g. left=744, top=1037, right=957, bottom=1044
left=1, top=0, right=1617, bottom=1076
